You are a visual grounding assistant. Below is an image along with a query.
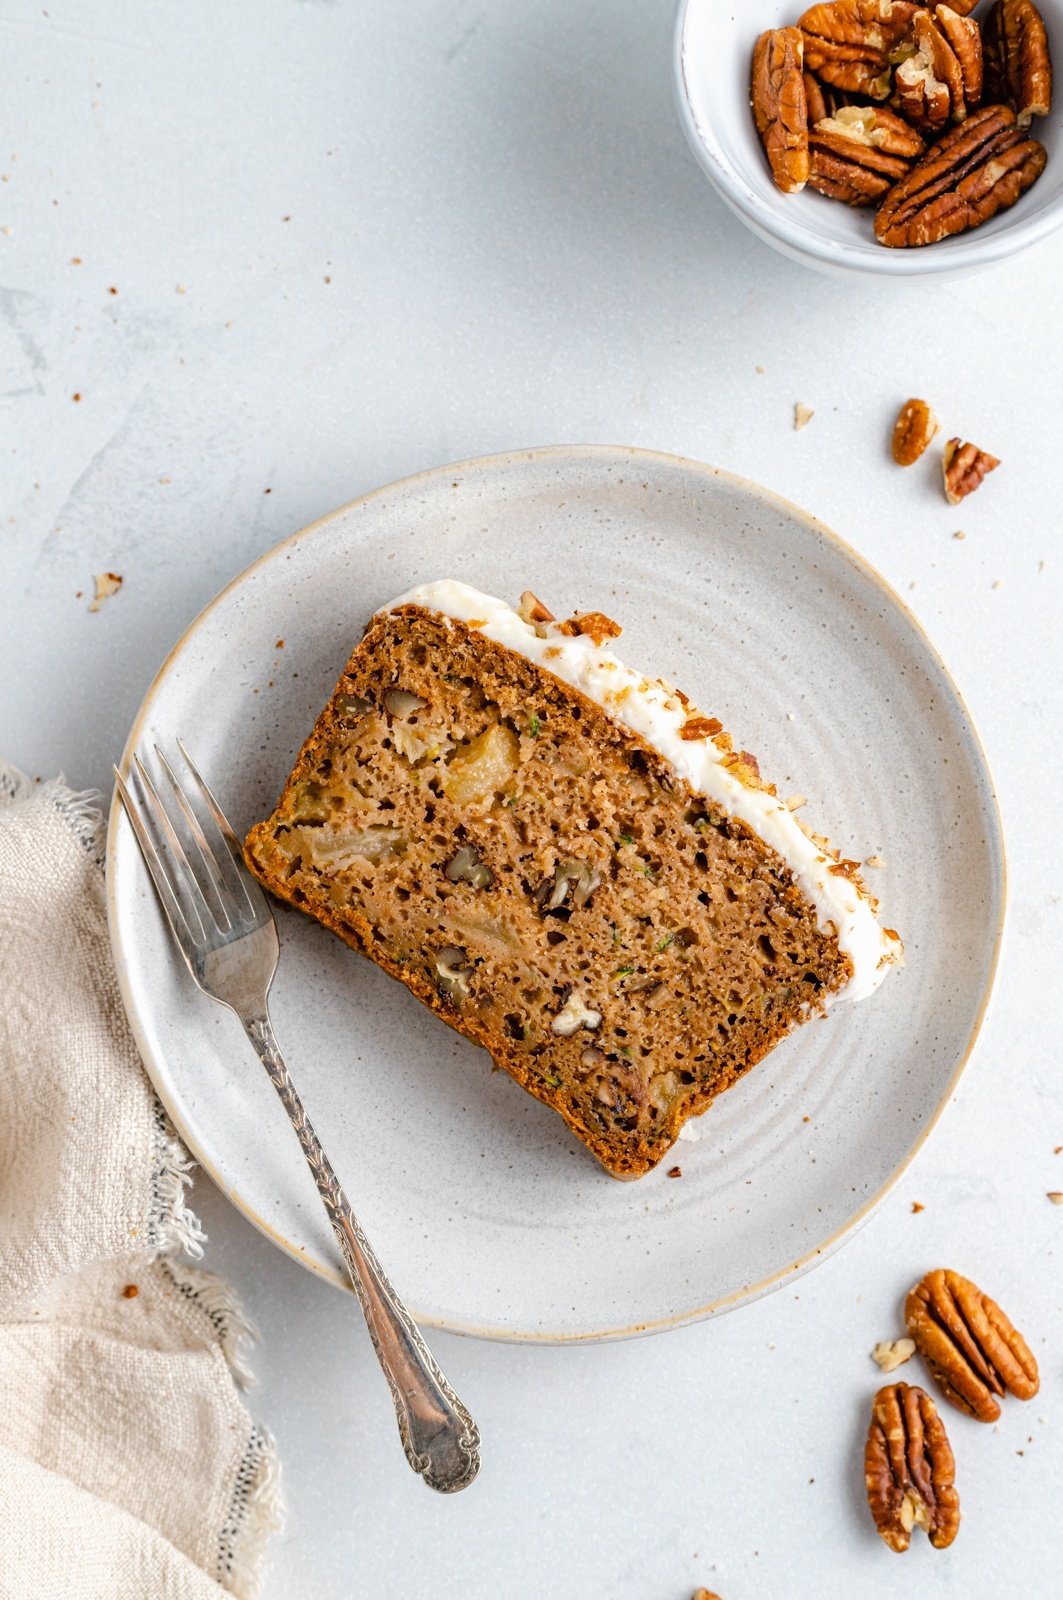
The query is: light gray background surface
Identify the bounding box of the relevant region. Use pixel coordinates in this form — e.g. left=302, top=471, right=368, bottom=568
left=2, top=1, right=1061, bottom=1595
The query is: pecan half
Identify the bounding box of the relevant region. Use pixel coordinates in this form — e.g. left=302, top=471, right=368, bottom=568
left=809, top=147, right=894, bottom=203
left=875, top=103, right=1047, bottom=247
left=809, top=104, right=923, bottom=203
left=943, top=438, right=1001, bottom=502
left=752, top=29, right=811, bottom=194
left=865, top=1383, right=960, bottom=1552
left=936, top=4, right=984, bottom=111
left=905, top=1268, right=1039, bottom=1420
left=984, top=0, right=1053, bottom=124
left=892, top=397, right=940, bottom=464
left=803, top=70, right=842, bottom=124
left=893, top=7, right=980, bottom=129
left=822, top=102, right=927, bottom=157
left=800, top=0, right=919, bottom=100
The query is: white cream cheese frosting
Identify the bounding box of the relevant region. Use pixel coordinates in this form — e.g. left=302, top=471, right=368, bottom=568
left=382, top=580, right=901, bottom=1006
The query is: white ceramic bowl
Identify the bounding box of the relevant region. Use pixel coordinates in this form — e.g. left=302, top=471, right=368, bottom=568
left=674, top=0, right=1063, bottom=278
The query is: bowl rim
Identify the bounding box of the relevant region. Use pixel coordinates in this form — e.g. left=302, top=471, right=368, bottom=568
left=673, top=0, right=1063, bottom=278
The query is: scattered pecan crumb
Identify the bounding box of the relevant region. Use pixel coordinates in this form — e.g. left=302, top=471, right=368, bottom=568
left=569, top=611, right=622, bottom=646
left=692, top=1590, right=722, bottom=1600
left=865, top=854, right=885, bottom=868
left=72, top=392, right=82, bottom=402
left=276, top=638, right=285, bottom=649
left=872, top=1337, right=916, bottom=1373
left=756, top=364, right=765, bottom=373
left=794, top=402, right=814, bottom=430
left=667, top=1165, right=683, bottom=1178
left=518, top=591, right=556, bottom=634
left=108, top=285, right=118, bottom=295
left=1047, top=1191, right=1063, bottom=1204
left=121, top=1284, right=139, bottom=1299
left=953, top=530, right=966, bottom=540
left=802, top=1115, right=811, bottom=1123
left=1054, top=1145, right=1062, bottom=1154
left=88, top=571, right=122, bottom=612
left=911, top=1201, right=925, bottom=1213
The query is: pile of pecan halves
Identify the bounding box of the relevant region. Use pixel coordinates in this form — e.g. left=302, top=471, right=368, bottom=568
left=864, top=1268, right=1039, bottom=1552
left=751, top=0, right=1053, bottom=246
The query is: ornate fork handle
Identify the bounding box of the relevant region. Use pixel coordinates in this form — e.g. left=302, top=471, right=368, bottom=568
left=245, top=1014, right=481, bottom=1493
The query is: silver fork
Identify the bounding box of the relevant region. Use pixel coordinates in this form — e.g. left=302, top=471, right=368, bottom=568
left=114, top=741, right=480, bottom=1494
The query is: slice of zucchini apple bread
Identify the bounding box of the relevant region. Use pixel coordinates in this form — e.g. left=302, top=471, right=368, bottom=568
left=244, top=581, right=901, bottom=1179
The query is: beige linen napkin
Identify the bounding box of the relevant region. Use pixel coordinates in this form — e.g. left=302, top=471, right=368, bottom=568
left=0, top=764, right=282, bottom=1600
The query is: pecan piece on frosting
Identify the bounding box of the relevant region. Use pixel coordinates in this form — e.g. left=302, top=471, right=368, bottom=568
left=892, top=397, right=939, bottom=465
left=905, top=1268, right=1038, bottom=1420
left=893, top=6, right=981, bottom=129
left=984, top=0, right=1053, bottom=125
left=561, top=611, right=622, bottom=646
left=874, top=103, right=1047, bottom=247
left=752, top=28, right=811, bottom=194
left=680, top=715, right=724, bottom=741
left=518, top=590, right=556, bottom=630
left=943, top=438, right=1000, bottom=503
left=800, top=0, right=919, bottom=100
left=808, top=104, right=924, bottom=204
left=865, top=1383, right=960, bottom=1552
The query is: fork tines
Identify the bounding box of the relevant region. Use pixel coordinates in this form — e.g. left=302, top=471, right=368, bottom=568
left=114, top=742, right=266, bottom=955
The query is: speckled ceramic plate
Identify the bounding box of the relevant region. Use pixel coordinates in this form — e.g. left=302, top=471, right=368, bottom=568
left=107, top=446, right=1005, bottom=1342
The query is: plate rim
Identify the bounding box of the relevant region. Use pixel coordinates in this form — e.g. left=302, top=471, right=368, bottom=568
left=106, top=443, right=1008, bottom=1343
